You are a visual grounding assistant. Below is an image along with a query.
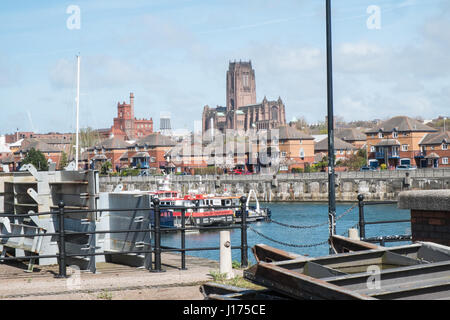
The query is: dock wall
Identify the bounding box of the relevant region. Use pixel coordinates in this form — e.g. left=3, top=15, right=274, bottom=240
left=99, top=169, right=450, bottom=202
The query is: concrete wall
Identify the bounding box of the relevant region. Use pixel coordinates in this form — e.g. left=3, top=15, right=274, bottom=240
left=99, top=169, right=450, bottom=202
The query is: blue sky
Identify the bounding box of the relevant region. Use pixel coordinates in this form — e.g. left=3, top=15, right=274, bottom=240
left=0, top=0, right=449, bottom=134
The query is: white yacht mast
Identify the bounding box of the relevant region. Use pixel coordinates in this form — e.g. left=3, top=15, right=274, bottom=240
left=75, top=54, right=80, bottom=170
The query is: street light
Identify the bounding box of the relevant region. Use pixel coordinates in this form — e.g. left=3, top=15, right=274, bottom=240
left=326, top=0, right=336, bottom=253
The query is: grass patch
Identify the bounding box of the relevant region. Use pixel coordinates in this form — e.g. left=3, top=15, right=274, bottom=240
left=97, top=290, right=113, bottom=300
left=208, top=270, right=264, bottom=290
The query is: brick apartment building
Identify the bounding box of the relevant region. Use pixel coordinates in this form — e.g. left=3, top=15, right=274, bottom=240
left=365, top=116, right=438, bottom=169
left=418, top=131, right=450, bottom=168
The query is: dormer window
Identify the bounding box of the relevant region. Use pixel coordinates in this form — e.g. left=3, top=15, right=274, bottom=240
left=443, top=144, right=448, bottom=150
left=378, top=132, right=384, bottom=138
left=393, top=131, right=398, bottom=138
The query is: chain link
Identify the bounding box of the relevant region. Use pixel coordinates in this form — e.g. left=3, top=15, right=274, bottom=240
left=248, top=226, right=329, bottom=248
left=268, top=203, right=357, bottom=229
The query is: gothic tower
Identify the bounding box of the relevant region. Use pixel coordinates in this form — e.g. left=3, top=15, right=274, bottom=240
left=226, top=60, right=256, bottom=112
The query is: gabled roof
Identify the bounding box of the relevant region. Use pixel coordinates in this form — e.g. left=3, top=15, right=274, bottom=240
left=15, top=138, right=61, bottom=154
left=90, top=136, right=130, bottom=150
left=133, top=133, right=176, bottom=148
left=375, top=139, right=401, bottom=147
left=336, top=128, right=367, bottom=141
left=419, top=131, right=450, bottom=145
left=277, top=125, right=314, bottom=141
left=365, top=116, right=437, bottom=134
left=314, top=137, right=357, bottom=151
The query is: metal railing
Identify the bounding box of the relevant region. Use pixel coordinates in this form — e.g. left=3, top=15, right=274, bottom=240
left=357, top=194, right=412, bottom=245
left=0, top=196, right=250, bottom=278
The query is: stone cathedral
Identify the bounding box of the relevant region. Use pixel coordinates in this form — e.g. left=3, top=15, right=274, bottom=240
left=202, top=61, right=286, bottom=134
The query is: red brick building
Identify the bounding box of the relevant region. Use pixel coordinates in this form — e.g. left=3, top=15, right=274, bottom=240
left=418, top=131, right=450, bottom=168
left=99, top=92, right=154, bottom=140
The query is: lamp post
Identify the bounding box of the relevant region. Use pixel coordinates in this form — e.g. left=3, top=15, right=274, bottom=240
left=326, top=0, right=336, bottom=253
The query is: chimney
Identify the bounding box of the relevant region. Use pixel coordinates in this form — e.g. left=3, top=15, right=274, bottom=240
left=130, top=92, right=134, bottom=109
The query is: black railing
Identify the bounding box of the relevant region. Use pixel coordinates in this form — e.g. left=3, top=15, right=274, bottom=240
left=357, top=194, right=412, bottom=245
left=0, top=196, right=249, bottom=278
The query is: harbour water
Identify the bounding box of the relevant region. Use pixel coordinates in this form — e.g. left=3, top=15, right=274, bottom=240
left=161, top=202, right=412, bottom=264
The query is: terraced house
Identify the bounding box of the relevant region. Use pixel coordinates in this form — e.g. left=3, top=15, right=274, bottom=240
left=418, top=131, right=450, bottom=168
left=365, top=116, right=438, bottom=169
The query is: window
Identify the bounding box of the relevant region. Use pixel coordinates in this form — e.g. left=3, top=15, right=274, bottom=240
left=443, top=144, right=448, bottom=150
left=299, top=148, right=305, bottom=158
left=370, top=146, right=376, bottom=152
left=378, top=132, right=384, bottom=138
left=443, top=157, right=449, bottom=165
left=393, top=131, right=398, bottom=138
left=281, top=152, right=287, bottom=157
left=401, top=145, right=408, bottom=151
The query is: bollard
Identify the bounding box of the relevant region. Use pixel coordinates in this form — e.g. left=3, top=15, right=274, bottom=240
left=219, top=231, right=233, bottom=279
left=151, top=198, right=164, bottom=272
left=358, top=194, right=366, bottom=239
left=348, top=228, right=360, bottom=240
left=57, top=201, right=67, bottom=278
left=240, top=195, right=248, bottom=268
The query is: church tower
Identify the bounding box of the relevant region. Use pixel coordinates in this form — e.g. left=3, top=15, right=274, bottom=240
left=226, top=60, right=256, bottom=112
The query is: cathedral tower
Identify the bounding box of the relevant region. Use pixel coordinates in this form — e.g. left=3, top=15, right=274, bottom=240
left=226, top=60, right=256, bottom=112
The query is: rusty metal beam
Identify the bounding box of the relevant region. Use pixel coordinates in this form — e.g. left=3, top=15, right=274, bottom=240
left=251, top=243, right=306, bottom=263
left=244, top=262, right=376, bottom=300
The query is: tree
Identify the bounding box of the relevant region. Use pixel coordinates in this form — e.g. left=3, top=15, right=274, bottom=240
left=59, top=151, right=68, bottom=170
left=100, top=161, right=112, bottom=175
left=22, top=148, right=48, bottom=171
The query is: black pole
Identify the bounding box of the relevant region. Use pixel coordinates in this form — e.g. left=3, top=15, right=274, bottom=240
left=358, top=194, right=366, bottom=239
left=181, top=208, right=187, bottom=270
left=151, top=198, right=164, bottom=272
left=57, top=201, right=67, bottom=278
left=240, top=195, right=248, bottom=268
left=326, top=0, right=336, bottom=254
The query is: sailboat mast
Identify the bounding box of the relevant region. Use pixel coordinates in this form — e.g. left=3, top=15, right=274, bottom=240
left=75, top=55, right=80, bottom=170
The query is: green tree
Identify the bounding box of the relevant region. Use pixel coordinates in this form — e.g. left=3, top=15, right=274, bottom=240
left=59, top=151, right=68, bottom=170
left=22, top=148, right=49, bottom=171
left=100, top=161, right=112, bottom=175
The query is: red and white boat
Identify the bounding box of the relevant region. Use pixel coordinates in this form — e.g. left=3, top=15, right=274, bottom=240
left=151, top=192, right=235, bottom=227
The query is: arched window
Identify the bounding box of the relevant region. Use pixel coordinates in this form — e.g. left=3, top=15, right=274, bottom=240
left=271, top=106, right=278, bottom=121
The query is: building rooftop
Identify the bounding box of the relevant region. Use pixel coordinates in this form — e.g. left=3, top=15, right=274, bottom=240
left=365, top=116, right=437, bottom=134
left=419, top=131, right=450, bottom=145
left=315, top=137, right=357, bottom=151
left=336, top=128, right=367, bottom=141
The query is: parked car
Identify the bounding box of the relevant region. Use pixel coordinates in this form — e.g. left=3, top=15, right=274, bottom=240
left=396, top=165, right=417, bottom=170
left=360, top=166, right=377, bottom=171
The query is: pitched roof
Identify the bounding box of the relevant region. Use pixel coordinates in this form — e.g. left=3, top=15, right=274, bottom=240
left=16, top=138, right=61, bottom=153
left=134, top=133, right=176, bottom=147
left=314, top=137, right=357, bottom=151
left=90, top=136, right=130, bottom=150
left=365, top=116, right=437, bottom=134
left=277, top=125, right=314, bottom=140
left=375, top=139, right=401, bottom=147
left=336, top=128, right=367, bottom=141
left=419, top=131, right=450, bottom=145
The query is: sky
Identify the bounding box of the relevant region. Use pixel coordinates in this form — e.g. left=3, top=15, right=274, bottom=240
left=0, top=0, right=449, bottom=134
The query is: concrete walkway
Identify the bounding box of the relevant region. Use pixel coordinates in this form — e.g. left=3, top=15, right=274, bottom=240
left=0, top=253, right=238, bottom=300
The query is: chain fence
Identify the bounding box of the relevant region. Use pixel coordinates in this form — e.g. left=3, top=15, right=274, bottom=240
left=248, top=204, right=359, bottom=248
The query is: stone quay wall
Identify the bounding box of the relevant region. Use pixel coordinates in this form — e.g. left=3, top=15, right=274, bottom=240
left=99, top=169, right=450, bottom=202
